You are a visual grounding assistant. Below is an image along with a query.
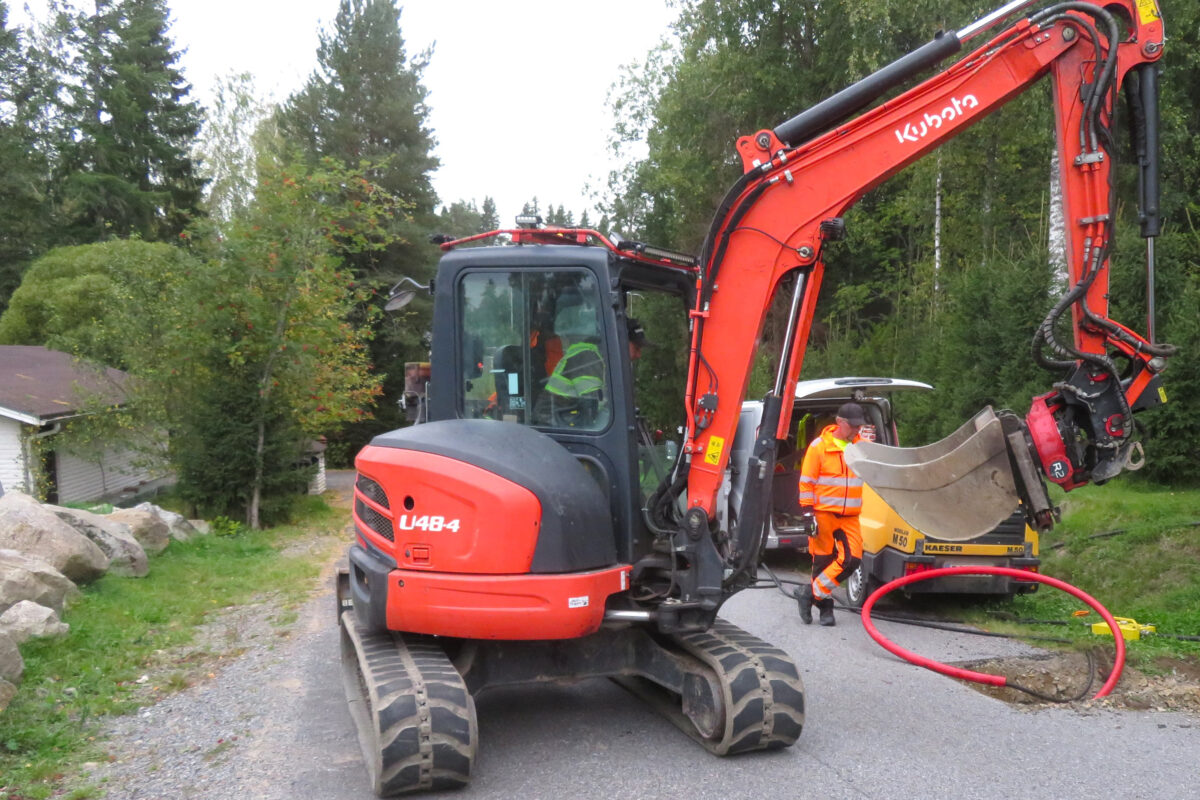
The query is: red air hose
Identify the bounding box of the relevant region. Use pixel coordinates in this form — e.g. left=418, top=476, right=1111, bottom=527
left=860, top=566, right=1126, bottom=699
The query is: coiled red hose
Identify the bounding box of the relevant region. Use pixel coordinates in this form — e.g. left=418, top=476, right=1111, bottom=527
left=860, top=566, right=1126, bottom=699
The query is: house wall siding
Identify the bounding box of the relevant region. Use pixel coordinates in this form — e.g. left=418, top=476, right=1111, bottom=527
left=56, top=448, right=156, bottom=504
left=0, top=418, right=28, bottom=493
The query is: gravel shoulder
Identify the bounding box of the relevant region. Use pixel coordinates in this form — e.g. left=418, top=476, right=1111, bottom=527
left=76, top=472, right=368, bottom=799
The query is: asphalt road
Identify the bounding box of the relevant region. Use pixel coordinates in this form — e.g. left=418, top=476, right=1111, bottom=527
left=94, top=550, right=1199, bottom=800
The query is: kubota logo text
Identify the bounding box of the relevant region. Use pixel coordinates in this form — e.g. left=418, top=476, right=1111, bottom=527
left=894, top=94, right=980, bottom=144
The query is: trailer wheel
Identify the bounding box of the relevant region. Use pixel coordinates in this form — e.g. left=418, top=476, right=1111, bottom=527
left=844, top=565, right=879, bottom=609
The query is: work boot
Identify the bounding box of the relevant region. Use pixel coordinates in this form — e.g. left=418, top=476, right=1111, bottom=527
left=797, top=588, right=813, bottom=624
left=817, top=597, right=836, bottom=627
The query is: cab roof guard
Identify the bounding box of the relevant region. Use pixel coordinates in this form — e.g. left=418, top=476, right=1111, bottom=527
left=433, top=227, right=699, bottom=273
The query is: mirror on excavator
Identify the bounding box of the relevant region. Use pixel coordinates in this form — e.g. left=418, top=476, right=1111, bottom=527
left=844, top=406, right=1055, bottom=542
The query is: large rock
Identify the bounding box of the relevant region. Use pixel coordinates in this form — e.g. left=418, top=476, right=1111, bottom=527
left=50, top=506, right=149, bottom=578
left=0, top=492, right=108, bottom=583
left=0, top=600, right=69, bottom=645
left=134, top=502, right=199, bottom=542
left=0, top=548, right=80, bottom=615
left=105, top=509, right=170, bottom=555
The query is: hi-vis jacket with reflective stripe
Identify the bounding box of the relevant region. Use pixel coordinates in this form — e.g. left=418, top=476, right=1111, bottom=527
left=545, top=342, right=604, bottom=399
left=798, top=424, right=864, bottom=516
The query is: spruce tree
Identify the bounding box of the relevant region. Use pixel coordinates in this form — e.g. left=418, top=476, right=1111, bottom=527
left=57, top=0, right=203, bottom=243
left=279, top=0, right=438, bottom=263
left=480, top=196, right=499, bottom=230
left=278, top=0, right=441, bottom=446
left=0, top=3, right=53, bottom=310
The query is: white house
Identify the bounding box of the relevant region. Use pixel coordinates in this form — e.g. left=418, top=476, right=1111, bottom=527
left=0, top=346, right=165, bottom=504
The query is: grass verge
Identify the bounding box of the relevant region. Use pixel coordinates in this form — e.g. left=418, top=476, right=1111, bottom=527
left=0, top=493, right=346, bottom=800
left=946, top=478, right=1200, bottom=673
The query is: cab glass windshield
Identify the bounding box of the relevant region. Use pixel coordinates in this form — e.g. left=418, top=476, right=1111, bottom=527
left=457, top=270, right=611, bottom=432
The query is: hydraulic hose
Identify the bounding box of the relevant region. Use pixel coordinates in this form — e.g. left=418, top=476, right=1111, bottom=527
left=860, top=566, right=1126, bottom=700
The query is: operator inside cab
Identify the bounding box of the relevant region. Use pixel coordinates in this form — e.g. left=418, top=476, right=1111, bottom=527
left=531, top=284, right=609, bottom=429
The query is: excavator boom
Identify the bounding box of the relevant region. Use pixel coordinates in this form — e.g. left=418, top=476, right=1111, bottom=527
left=670, top=0, right=1170, bottom=555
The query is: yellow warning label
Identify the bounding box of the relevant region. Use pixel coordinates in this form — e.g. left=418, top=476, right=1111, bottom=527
left=1135, top=0, right=1161, bottom=25
left=1158, top=385, right=1168, bottom=404
left=704, top=435, right=725, bottom=466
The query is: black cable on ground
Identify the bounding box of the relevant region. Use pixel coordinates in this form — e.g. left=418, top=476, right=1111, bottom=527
left=1046, top=519, right=1200, bottom=550
left=1007, top=649, right=1098, bottom=702
left=756, top=565, right=1072, bottom=643
left=859, top=609, right=1076, bottom=645
left=754, top=565, right=1123, bottom=702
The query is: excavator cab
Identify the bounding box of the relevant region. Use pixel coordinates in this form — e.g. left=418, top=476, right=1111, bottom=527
left=422, top=237, right=693, bottom=570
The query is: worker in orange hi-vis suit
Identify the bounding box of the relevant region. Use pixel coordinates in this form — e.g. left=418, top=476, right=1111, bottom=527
left=796, top=402, right=870, bottom=627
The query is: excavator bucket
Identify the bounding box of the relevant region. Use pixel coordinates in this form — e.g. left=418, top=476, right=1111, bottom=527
left=844, top=407, right=1025, bottom=542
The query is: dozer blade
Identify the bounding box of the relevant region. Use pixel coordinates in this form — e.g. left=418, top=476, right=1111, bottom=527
left=844, top=406, right=1028, bottom=541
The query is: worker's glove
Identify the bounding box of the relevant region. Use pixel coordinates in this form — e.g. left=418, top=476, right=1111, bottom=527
left=797, top=507, right=816, bottom=537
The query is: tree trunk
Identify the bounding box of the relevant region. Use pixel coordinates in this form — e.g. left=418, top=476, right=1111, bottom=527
left=934, top=151, right=943, bottom=298
left=1047, top=148, right=1067, bottom=289
left=248, top=412, right=266, bottom=530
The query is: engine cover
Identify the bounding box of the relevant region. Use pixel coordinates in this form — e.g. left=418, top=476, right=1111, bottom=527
left=356, top=418, right=617, bottom=574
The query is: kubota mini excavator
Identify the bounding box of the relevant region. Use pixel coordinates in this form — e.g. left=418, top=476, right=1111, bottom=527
left=338, top=0, right=1174, bottom=793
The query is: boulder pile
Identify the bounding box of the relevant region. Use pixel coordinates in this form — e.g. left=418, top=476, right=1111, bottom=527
left=0, top=490, right=207, bottom=712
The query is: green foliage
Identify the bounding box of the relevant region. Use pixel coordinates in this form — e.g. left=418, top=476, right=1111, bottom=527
left=0, top=239, right=197, bottom=367
left=169, top=154, right=394, bottom=526
left=166, top=371, right=311, bottom=526
left=277, top=0, right=441, bottom=448
left=0, top=496, right=343, bottom=798
left=209, top=515, right=248, bottom=537
left=629, top=292, right=690, bottom=434
left=436, top=196, right=500, bottom=239
left=196, top=72, right=270, bottom=223
left=1002, top=480, right=1200, bottom=667
left=0, top=0, right=205, bottom=312
left=0, top=154, right=396, bottom=527
left=607, top=0, right=1199, bottom=487
left=0, top=3, right=55, bottom=312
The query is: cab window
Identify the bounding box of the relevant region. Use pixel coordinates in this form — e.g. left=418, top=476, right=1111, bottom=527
left=457, top=270, right=612, bottom=432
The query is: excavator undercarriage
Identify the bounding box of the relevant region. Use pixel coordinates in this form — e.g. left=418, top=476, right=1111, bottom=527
left=337, top=572, right=804, bottom=794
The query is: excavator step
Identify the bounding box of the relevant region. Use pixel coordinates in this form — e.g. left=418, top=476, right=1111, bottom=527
left=614, top=618, right=805, bottom=755
left=339, top=609, right=478, bottom=796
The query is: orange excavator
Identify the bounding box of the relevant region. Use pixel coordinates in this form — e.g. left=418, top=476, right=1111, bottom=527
left=338, top=0, right=1174, bottom=793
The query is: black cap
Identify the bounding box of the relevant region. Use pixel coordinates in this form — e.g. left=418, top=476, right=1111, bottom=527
left=627, top=318, right=652, bottom=347
left=837, top=402, right=867, bottom=426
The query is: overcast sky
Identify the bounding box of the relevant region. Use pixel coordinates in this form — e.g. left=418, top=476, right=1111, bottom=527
left=16, top=0, right=679, bottom=225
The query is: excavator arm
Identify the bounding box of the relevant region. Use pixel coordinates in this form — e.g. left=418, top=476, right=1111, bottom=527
left=647, top=0, right=1172, bottom=626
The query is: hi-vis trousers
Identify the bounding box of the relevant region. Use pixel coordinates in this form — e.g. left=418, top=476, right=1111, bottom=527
left=809, top=510, right=863, bottom=601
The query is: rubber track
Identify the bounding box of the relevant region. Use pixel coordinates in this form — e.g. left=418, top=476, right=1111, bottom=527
left=340, top=614, right=477, bottom=796
left=620, top=618, right=805, bottom=755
